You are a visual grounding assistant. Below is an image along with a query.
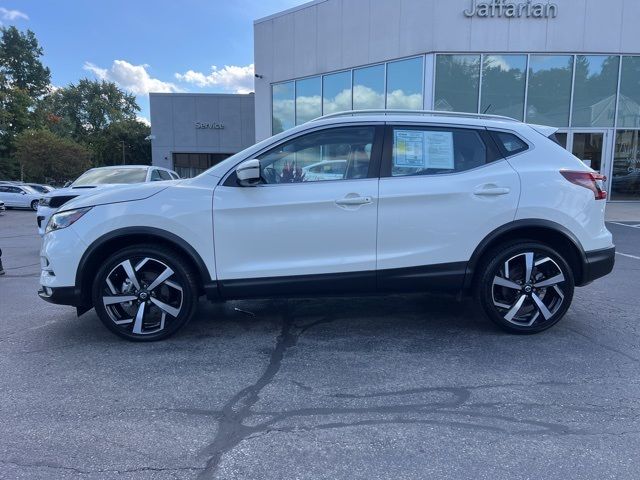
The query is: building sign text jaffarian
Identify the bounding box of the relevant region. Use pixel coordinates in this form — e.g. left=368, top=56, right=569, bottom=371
left=464, top=0, right=558, bottom=18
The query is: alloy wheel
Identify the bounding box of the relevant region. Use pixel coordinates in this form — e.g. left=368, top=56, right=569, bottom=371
left=491, top=251, right=566, bottom=327
left=101, top=256, right=184, bottom=336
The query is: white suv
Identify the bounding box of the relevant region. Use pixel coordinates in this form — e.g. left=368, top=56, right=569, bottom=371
left=38, top=110, right=615, bottom=341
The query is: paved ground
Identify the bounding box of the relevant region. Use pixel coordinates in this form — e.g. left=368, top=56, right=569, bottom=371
left=1, top=209, right=640, bottom=479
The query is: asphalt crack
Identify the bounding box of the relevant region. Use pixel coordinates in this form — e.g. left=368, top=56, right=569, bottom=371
left=197, top=302, right=330, bottom=478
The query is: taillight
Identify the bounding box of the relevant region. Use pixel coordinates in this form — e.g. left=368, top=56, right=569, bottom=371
left=560, top=171, right=607, bottom=200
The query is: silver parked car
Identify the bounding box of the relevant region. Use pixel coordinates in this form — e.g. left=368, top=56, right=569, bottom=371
left=0, top=184, right=41, bottom=210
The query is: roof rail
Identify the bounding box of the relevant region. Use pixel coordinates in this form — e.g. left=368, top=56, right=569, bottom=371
left=309, top=109, right=520, bottom=123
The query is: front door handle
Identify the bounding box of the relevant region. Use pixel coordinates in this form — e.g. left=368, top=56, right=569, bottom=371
left=335, top=196, right=372, bottom=206
left=473, top=186, right=511, bottom=196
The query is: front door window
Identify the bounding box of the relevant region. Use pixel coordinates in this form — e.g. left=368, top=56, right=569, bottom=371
left=258, top=126, right=376, bottom=184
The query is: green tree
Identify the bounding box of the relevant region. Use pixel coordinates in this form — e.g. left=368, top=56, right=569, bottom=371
left=0, top=87, right=32, bottom=176
left=94, top=119, right=152, bottom=166
left=43, top=79, right=139, bottom=142
left=0, top=26, right=51, bottom=176
left=0, top=26, right=51, bottom=96
left=15, top=129, right=91, bottom=183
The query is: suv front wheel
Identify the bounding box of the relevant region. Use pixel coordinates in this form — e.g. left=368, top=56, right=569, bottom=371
left=477, top=241, right=575, bottom=334
left=92, top=245, right=198, bottom=341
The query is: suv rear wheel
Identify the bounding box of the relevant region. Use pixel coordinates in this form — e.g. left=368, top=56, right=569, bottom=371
left=477, top=241, right=575, bottom=334
left=92, top=245, right=198, bottom=341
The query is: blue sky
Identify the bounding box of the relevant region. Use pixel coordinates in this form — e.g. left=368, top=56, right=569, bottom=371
left=1, top=0, right=306, bottom=121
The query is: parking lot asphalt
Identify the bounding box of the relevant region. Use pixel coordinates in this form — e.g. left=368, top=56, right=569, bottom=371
left=1, top=209, right=640, bottom=479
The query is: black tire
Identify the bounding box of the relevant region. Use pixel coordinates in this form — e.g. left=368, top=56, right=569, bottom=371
left=476, top=241, right=575, bottom=334
left=92, top=245, right=199, bottom=341
left=30, top=200, right=39, bottom=211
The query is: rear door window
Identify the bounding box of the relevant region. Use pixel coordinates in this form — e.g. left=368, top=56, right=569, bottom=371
left=383, top=126, right=501, bottom=177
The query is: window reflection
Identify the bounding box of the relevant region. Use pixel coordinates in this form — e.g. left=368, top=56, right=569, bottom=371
left=617, top=57, right=640, bottom=128
left=434, top=55, right=480, bottom=113
left=386, top=57, right=423, bottom=110
left=272, top=82, right=295, bottom=134
left=526, top=55, right=573, bottom=127
left=611, top=130, right=640, bottom=200
left=323, top=71, right=352, bottom=114
left=353, top=64, right=385, bottom=110
left=481, top=55, right=526, bottom=120
left=295, top=77, right=321, bottom=125
left=571, top=56, right=619, bottom=128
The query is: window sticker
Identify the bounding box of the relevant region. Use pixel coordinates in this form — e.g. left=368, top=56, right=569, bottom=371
left=393, top=130, right=454, bottom=170
left=394, top=130, right=425, bottom=167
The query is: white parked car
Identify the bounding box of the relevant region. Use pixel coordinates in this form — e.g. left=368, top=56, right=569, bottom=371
left=302, top=160, right=347, bottom=181
left=37, top=165, right=179, bottom=236
left=25, top=183, right=55, bottom=194
left=38, top=110, right=615, bottom=341
left=0, top=184, right=42, bottom=210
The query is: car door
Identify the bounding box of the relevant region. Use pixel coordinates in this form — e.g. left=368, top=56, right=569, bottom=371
left=376, top=124, right=521, bottom=293
left=213, top=124, right=383, bottom=297
left=1, top=186, right=21, bottom=206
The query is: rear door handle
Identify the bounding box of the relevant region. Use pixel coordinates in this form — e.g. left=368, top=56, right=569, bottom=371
left=335, top=196, right=372, bottom=206
left=473, top=186, right=511, bottom=196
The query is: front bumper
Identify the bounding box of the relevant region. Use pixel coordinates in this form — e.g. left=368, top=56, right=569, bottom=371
left=580, top=246, right=615, bottom=285
left=38, top=286, right=82, bottom=307
left=36, top=206, right=55, bottom=236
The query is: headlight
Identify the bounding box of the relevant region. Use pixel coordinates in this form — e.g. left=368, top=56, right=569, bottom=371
left=39, top=197, right=50, bottom=207
left=45, top=207, right=92, bottom=234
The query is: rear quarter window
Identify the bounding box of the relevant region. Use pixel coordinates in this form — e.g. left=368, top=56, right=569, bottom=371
left=490, top=131, right=529, bottom=156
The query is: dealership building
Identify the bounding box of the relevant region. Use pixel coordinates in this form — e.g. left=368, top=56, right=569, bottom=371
left=151, top=0, right=640, bottom=201
left=149, top=93, right=255, bottom=178
left=252, top=0, right=640, bottom=201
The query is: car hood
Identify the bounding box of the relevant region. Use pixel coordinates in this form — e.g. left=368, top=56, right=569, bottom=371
left=43, top=183, right=121, bottom=199
left=59, top=181, right=176, bottom=210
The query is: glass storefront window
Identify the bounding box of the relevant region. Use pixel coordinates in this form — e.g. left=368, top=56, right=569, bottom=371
left=434, top=55, right=480, bottom=113
left=173, top=153, right=230, bottom=178
left=386, top=57, right=423, bottom=110
left=572, top=132, right=604, bottom=172
left=611, top=130, right=640, bottom=200
left=617, top=57, right=640, bottom=129
left=323, top=71, right=351, bottom=115
left=481, top=55, right=526, bottom=120
left=526, top=55, right=573, bottom=127
left=295, top=77, right=321, bottom=125
left=353, top=64, right=385, bottom=110
left=272, top=82, right=295, bottom=134
left=571, top=56, right=619, bottom=128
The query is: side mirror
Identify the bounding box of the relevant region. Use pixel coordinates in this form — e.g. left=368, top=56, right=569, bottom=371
left=21, top=191, right=27, bottom=195
left=236, top=159, right=261, bottom=187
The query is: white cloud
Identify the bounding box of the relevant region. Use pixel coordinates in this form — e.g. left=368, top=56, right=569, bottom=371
left=175, top=64, right=254, bottom=93
left=83, top=60, right=182, bottom=95
left=136, top=115, right=150, bottom=126
left=0, top=7, right=28, bottom=22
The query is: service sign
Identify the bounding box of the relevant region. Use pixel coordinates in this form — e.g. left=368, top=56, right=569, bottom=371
left=195, top=122, right=225, bottom=129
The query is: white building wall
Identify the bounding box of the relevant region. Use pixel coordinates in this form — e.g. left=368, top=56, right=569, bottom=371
left=254, top=0, right=640, bottom=140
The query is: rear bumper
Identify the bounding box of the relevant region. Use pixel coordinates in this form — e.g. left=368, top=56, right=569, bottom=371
left=579, top=246, right=615, bottom=286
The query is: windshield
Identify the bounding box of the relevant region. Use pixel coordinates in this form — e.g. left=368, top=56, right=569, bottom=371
left=27, top=184, right=48, bottom=193
left=72, top=168, right=148, bottom=186
left=21, top=185, right=40, bottom=194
